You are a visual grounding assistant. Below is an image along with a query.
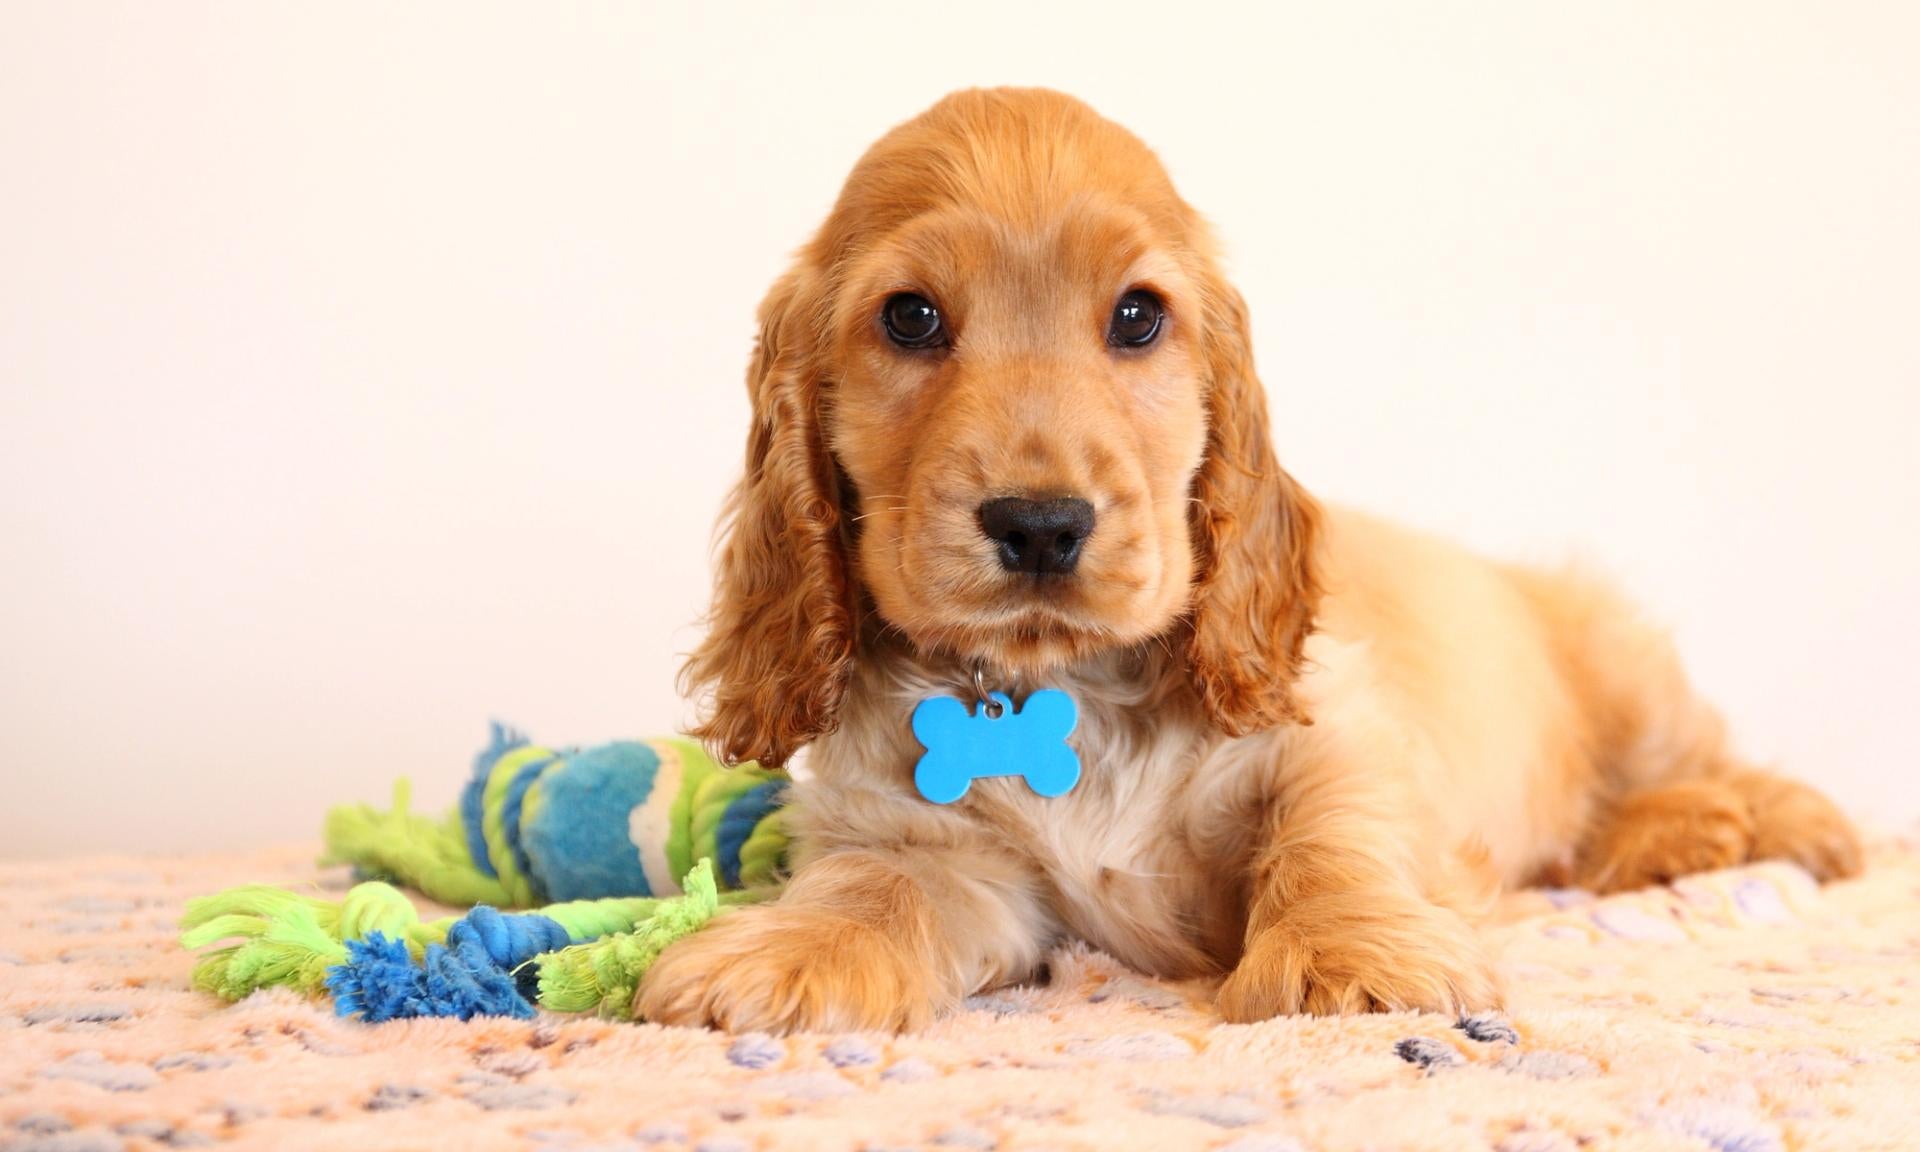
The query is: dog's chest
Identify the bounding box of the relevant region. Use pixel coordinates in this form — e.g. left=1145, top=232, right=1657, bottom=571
left=959, top=704, right=1256, bottom=977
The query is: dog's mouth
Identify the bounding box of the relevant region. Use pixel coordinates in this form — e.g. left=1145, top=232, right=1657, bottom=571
left=930, top=611, right=1112, bottom=672
left=897, top=569, right=1154, bottom=672
left=859, top=481, right=1178, bottom=668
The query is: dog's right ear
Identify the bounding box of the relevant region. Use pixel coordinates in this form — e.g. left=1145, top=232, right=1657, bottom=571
left=682, top=268, right=856, bottom=767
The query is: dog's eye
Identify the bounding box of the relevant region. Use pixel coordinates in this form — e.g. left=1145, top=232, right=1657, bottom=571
left=1109, top=290, right=1164, bottom=347
left=882, top=293, right=945, bottom=348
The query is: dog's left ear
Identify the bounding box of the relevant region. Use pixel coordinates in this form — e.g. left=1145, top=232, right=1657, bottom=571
left=1184, top=275, right=1323, bottom=735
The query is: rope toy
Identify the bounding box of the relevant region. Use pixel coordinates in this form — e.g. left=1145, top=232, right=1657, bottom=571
left=180, top=726, right=788, bottom=1022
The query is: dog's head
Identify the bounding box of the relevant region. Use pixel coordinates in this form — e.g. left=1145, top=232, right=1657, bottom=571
left=685, top=88, right=1319, bottom=766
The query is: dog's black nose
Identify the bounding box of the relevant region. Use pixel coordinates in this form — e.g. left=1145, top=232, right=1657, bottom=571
left=978, top=496, right=1096, bottom=575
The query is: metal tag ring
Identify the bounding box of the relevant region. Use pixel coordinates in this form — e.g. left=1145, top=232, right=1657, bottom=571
left=971, top=662, right=1005, bottom=718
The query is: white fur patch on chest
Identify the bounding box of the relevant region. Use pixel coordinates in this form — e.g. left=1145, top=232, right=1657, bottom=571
left=955, top=695, right=1255, bottom=977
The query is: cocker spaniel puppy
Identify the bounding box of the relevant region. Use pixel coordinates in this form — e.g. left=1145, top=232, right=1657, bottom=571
left=638, top=88, right=1861, bottom=1032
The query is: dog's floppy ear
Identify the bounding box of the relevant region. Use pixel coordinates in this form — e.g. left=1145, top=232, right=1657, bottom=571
left=682, top=269, right=856, bottom=767
left=1185, top=276, right=1322, bottom=735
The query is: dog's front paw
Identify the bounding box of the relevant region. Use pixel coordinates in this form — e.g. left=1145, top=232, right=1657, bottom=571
left=1216, top=892, right=1500, bottom=1021
left=636, top=903, right=935, bottom=1034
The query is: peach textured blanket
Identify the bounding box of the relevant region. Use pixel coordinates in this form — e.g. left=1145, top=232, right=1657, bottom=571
left=3, top=838, right=1918, bottom=1152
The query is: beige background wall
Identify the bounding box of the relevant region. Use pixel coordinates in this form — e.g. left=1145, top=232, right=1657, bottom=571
left=3, top=2, right=1916, bottom=857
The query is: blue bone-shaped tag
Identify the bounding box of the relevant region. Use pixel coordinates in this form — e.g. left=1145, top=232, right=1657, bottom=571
left=911, top=689, right=1080, bottom=804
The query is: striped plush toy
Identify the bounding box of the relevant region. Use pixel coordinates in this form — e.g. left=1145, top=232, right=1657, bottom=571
left=179, top=725, right=791, bottom=1023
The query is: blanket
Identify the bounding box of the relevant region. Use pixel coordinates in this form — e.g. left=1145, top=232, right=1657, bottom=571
left=3, top=838, right=1918, bottom=1151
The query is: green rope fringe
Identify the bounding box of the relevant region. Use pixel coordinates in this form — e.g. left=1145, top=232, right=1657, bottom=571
left=536, top=858, right=727, bottom=1017
left=180, top=880, right=451, bottom=1000
left=320, top=779, right=516, bottom=908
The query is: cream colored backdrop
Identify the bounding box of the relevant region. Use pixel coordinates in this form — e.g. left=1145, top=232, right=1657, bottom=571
left=3, top=2, right=1916, bottom=857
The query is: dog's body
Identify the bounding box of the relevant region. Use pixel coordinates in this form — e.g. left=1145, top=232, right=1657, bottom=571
left=638, top=89, right=1860, bottom=1033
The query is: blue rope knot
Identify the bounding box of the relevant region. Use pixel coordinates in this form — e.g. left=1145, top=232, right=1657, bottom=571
left=326, top=909, right=573, bottom=1022
left=452, top=906, right=572, bottom=967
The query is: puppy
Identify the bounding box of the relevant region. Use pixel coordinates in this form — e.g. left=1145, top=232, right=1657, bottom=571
left=638, top=88, right=1861, bottom=1033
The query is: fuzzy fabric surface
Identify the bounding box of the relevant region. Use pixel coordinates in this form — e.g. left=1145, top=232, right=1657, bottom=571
left=3, top=838, right=1919, bottom=1152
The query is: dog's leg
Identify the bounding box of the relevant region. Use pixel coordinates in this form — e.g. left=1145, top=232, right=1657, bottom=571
left=636, top=846, right=1049, bottom=1033
left=1573, top=777, right=1754, bottom=891
left=1730, top=769, right=1864, bottom=881
left=1217, top=736, right=1502, bottom=1022
left=1511, top=565, right=1862, bottom=894
left=1575, top=770, right=1861, bottom=893
left=1538, top=594, right=1862, bottom=891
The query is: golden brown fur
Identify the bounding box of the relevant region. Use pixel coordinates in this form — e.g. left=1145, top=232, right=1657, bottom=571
left=643, top=88, right=1861, bottom=1033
